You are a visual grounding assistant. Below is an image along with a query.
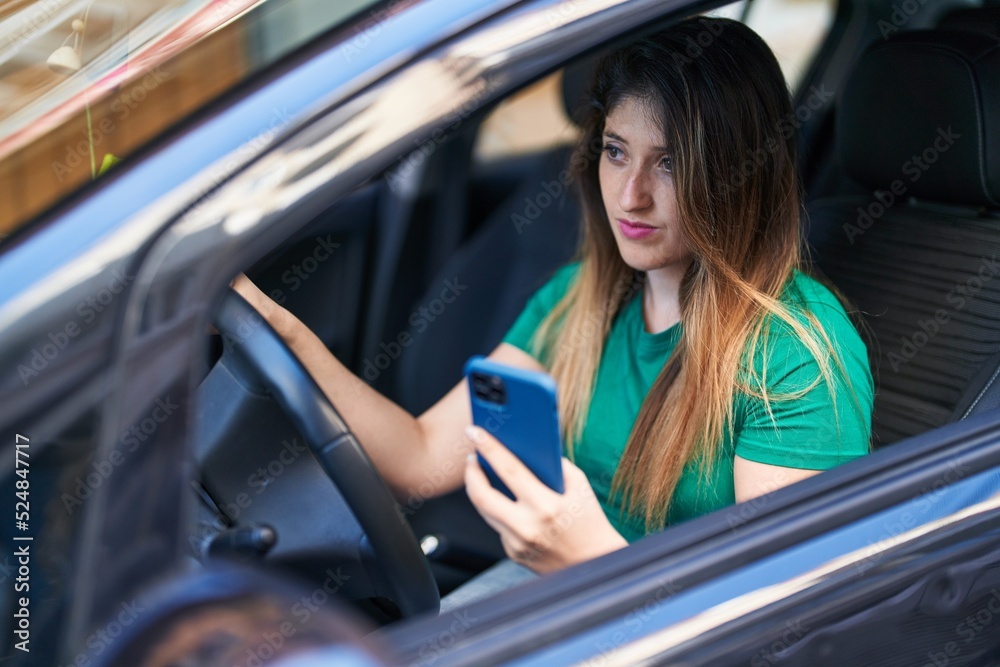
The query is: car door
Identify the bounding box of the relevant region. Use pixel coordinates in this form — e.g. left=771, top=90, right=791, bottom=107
left=0, top=0, right=523, bottom=663
left=382, top=413, right=1000, bottom=665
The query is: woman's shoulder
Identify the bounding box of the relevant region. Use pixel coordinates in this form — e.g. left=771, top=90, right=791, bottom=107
left=503, top=262, right=581, bottom=358
left=783, top=268, right=841, bottom=305
left=552, top=260, right=583, bottom=285
left=779, top=269, right=860, bottom=340
left=553, top=260, right=583, bottom=284
left=754, top=269, right=873, bottom=390
left=736, top=269, right=874, bottom=466
left=529, top=261, right=582, bottom=307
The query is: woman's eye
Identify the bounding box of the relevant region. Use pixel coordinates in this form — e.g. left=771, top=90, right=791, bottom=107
left=603, top=144, right=622, bottom=160
left=660, top=155, right=673, bottom=172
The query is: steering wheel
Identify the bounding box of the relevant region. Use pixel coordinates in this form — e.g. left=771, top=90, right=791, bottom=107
left=205, top=288, right=439, bottom=617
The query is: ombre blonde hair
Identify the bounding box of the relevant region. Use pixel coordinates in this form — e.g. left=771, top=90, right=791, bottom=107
left=529, top=17, right=863, bottom=531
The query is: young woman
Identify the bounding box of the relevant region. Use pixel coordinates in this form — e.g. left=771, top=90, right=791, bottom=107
left=235, top=17, right=873, bottom=580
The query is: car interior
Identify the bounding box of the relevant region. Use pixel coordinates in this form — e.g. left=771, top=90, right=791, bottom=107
left=188, top=0, right=1000, bottom=631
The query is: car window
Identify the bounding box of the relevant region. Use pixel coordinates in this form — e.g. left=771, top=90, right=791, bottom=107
left=708, top=0, right=836, bottom=89
left=474, top=0, right=836, bottom=162
left=474, top=72, right=577, bottom=162
left=0, top=0, right=382, bottom=241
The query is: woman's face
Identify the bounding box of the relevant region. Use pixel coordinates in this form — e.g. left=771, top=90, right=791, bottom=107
left=598, top=96, right=691, bottom=273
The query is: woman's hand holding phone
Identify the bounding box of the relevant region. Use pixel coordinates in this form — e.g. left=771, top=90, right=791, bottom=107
left=464, top=425, right=628, bottom=574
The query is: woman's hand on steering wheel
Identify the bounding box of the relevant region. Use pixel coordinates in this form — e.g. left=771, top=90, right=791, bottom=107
left=230, top=274, right=287, bottom=331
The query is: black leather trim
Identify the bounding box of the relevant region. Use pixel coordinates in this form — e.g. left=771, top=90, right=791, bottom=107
left=938, top=7, right=1000, bottom=36
left=838, top=30, right=1000, bottom=207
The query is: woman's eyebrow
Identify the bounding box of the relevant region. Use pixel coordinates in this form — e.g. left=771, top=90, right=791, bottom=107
left=603, top=130, right=670, bottom=153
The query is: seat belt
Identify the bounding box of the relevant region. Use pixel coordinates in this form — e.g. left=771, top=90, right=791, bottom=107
left=951, top=346, right=1000, bottom=419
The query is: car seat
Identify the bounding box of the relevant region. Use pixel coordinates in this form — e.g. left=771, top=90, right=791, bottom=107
left=388, top=59, right=596, bottom=415
left=807, top=29, right=1000, bottom=445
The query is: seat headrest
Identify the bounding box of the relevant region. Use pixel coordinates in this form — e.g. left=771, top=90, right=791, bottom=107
left=838, top=30, right=1000, bottom=207
left=938, top=7, right=1000, bottom=36
left=561, top=54, right=601, bottom=126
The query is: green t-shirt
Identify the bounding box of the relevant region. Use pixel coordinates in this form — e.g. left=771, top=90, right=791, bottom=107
left=502, top=263, right=874, bottom=542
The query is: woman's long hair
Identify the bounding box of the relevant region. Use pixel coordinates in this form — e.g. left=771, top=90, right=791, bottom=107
left=531, top=17, right=857, bottom=531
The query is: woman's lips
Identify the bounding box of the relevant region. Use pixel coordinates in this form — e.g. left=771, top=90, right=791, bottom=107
left=618, top=218, right=657, bottom=240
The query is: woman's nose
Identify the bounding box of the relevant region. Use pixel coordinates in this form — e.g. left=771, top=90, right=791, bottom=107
left=619, top=168, right=652, bottom=211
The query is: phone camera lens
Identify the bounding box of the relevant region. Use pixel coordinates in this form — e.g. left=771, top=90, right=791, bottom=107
left=472, top=374, right=489, bottom=394
left=471, top=372, right=506, bottom=404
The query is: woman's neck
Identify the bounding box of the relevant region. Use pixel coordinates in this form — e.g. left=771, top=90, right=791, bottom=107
left=641, top=261, right=690, bottom=334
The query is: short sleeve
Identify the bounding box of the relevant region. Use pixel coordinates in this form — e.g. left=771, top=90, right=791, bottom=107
left=502, top=263, right=580, bottom=361
left=734, top=303, right=874, bottom=470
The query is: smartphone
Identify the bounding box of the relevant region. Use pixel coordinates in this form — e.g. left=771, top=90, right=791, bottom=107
left=464, top=355, right=564, bottom=498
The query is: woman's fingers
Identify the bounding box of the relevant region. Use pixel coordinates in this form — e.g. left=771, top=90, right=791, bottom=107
left=465, top=425, right=554, bottom=506
left=465, top=455, right=543, bottom=567
left=231, top=273, right=267, bottom=304
left=464, top=452, right=518, bottom=520
left=466, top=429, right=629, bottom=573
left=230, top=272, right=286, bottom=328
